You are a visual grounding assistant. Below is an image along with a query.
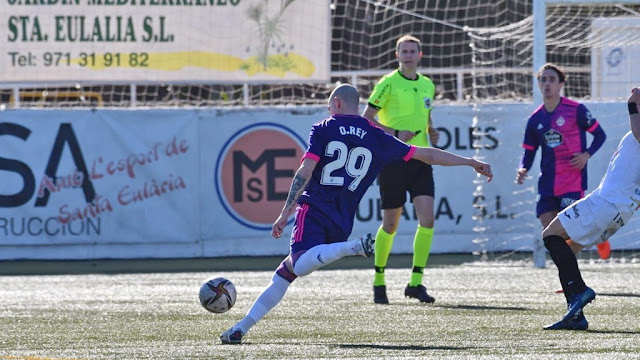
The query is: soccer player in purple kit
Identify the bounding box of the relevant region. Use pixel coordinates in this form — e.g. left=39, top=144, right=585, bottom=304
left=220, top=84, right=493, bottom=344
left=516, top=63, right=607, bottom=268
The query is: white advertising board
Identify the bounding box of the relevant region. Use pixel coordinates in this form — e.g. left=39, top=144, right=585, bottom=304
left=1, top=102, right=638, bottom=259
left=201, top=103, right=640, bottom=257
left=0, top=0, right=329, bottom=83
left=0, top=109, right=200, bottom=259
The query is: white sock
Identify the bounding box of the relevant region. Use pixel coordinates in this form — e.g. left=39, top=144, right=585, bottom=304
left=236, top=273, right=290, bottom=335
left=234, top=316, right=256, bottom=335
left=293, top=239, right=361, bottom=277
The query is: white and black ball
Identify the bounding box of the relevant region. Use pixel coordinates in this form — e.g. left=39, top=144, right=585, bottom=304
left=199, top=277, right=237, bottom=313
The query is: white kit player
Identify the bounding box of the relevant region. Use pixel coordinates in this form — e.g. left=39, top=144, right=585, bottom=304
left=541, top=87, right=640, bottom=331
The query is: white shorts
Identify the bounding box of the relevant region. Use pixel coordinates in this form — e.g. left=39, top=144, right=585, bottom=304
left=558, top=194, right=628, bottom=248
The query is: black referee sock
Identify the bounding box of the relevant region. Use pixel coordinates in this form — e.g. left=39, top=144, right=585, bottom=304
left=543, top=235, right=586, bottom=295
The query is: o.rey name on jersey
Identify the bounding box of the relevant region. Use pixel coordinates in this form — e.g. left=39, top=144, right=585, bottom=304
left=339, top=125, right=367, bottom=139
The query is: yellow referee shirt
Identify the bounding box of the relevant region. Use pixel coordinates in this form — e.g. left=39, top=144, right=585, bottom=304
left=367, top=69, right=435, bottom=147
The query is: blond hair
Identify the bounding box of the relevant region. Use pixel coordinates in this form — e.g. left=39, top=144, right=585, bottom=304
left=396, top=34, right=421, bottom=53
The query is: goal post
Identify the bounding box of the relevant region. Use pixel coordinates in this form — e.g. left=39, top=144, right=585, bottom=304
left=536, top=0, right=640, bottom=104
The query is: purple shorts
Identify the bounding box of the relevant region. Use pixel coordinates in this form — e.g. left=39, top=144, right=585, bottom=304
left=536, top=191, right=584, bottom=217
left=289, top=203, right=349, bottom=264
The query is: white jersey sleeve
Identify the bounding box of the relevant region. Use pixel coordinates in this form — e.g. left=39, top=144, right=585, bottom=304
left=593, top=131, right=640, bottom=218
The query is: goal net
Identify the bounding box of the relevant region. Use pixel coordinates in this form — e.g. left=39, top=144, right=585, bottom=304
left=464, top=2, right=640, bottom=264
left=2, top=1, right=640, bottom=108
left=468, top=2, right=640, bottom=102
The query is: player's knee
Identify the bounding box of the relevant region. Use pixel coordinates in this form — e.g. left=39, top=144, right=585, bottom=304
left=382, top=223, right=398, bottom=234
left=419, top=219, right=435, bottom=228
left=275, top=258, right=297, bottom=283
left=382, top=208, right=403, bottom=232
left=291, top=251, right=314, bottom=277
left=382, top=217, right=399, bottom=233
left=292, top=261, right=307, bottom=277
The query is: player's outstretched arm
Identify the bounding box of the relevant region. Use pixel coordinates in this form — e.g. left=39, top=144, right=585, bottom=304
left=411, top=147, right=493, bottom=181
left=628, top=87, right=640, bottom=143
left=272, top=158, right=316, bottom=239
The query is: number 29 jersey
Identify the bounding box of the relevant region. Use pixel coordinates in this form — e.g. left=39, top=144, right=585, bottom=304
left=300, top=114, right=415, bottom=233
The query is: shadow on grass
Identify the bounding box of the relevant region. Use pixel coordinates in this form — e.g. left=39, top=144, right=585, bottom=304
left=336, top=344, right=472, bottom=351
left=587, top=329, right=640, bottom=335
left=598, top=293, right=640, bottom=298
left=0, top=254, right=476, bottom=276
left=436, top=304, right=529, bottom=311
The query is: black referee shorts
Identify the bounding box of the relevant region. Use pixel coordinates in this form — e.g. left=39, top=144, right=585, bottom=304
left=378, top=159, right=435, bottom=209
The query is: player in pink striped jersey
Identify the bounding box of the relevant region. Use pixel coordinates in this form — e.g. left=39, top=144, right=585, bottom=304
left=516, top=63, right=608, bottom=268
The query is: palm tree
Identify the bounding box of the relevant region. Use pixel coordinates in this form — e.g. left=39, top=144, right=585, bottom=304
left=246, top=0, right=296, bottom=70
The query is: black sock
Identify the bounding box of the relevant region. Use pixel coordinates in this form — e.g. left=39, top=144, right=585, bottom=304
left=543, top=235, right=586, bottom=295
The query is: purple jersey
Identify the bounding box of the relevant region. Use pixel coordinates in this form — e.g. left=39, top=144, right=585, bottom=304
left=300, top=114, right=415, bottom=234
left=521, top=97, right=605, bottom=196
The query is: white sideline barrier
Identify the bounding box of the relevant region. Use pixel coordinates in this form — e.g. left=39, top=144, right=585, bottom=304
left=0, top=103, right=638, bottom=260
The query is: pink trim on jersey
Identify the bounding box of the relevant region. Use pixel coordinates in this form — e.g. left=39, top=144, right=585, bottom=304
left=561, top=97, right=580, bottom=107
left=586, top=121, right=600, bottom=133
left=292, top=203, right=309, bottom=244
left=522, top=144, right=535, bottom=151
left=364, top=118, right=385, bottom=131
left=404, top=146, right=417, bottom=161
left=302, top=152, right=320, bottom=163
left=529, top=104, right=545, bottom=117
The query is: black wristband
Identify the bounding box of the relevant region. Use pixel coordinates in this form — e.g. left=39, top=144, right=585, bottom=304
left=394, top=129, right=399, bottom=137
left=629, top=102, right=639, bottom=115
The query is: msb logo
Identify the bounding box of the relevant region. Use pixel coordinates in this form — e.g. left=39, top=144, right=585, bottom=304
left=215, top=123, right=306, bottom=230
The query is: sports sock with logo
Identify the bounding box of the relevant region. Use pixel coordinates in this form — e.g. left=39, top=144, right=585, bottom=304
left=374, top=225, right=394, bottom=286
left=543, top=234, right=586, bottom=294
left=409, top=225, right=433, bottom=286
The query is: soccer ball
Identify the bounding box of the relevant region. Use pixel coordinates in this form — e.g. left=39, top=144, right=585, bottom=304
left=199, top=277, right=237, bottom=313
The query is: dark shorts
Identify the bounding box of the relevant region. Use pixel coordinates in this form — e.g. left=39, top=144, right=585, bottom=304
left=378, top=159, right=435, bottom=209
left=536, top=191, right=584, bottom=217
left=289, top=203, right=349, bottom=263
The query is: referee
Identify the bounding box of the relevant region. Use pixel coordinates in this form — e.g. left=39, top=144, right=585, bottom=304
left=362, top=34, right=440, bottom=304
